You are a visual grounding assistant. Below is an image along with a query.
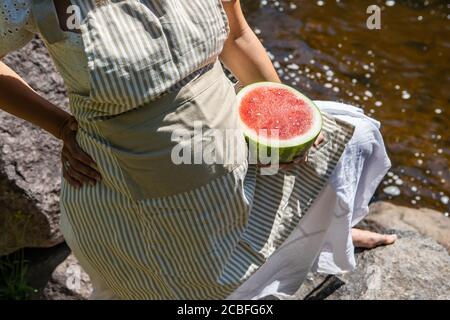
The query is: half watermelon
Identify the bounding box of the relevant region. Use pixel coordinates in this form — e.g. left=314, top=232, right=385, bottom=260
left=236, top=82, right=323, bottom=163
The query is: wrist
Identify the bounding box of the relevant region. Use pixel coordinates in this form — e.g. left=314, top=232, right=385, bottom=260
left=57, top=115, right=75, bottom=140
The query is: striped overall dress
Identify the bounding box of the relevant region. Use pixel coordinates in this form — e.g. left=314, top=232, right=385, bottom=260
left=29, top=0, right=355, bottom=299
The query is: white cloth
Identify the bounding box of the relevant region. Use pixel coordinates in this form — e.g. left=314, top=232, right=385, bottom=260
left=227, top=101, right=391, bottom=299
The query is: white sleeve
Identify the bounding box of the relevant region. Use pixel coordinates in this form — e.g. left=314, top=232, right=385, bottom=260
left=0, top=0, right=35, bottom=57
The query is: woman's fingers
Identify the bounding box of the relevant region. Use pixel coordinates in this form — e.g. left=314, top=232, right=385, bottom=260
left=61, top=118, right=99, bottom=171
left=62, top=149, right=100, bottom=184
left=67, top=156, right=100, bottom=183
left=257, top=150, right=308, bottom=170
left=64, top=133, right=101, bottom=174
left=72, top=149, right=100, bottom=180
left=62, top=144, right=101, bottom=188
left=60, top=117, right=101, bottom=188
left=62, top=159, right=82, bottom=189
left=63, top=171, right=82, bottom=189
left=279, top=132, right=324, bottom=170
left=279, top=151, right=308, bottom=170
left=67, top=164, right=96, bottom=186
left=314, top=132, right=325, bottom=147
left=65, top=136, right=99, bottom=171
left=293, top=153, right=308, bottom=164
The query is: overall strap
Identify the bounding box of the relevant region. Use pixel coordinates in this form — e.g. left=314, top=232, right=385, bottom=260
left=31, top=0, right=68, bottom=44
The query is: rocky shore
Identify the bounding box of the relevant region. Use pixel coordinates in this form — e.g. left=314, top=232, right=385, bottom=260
left=1, top=37, right=449, bottom=300
left=295, top=202, right=450, bottom=300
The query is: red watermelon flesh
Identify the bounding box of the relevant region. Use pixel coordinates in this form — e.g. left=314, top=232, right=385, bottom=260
left=236, top=82, right=323, bottom=163
left=239, top=87, right=314, bottom=140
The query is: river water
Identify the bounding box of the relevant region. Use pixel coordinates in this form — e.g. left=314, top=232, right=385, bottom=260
left=241, top=0, right=449, bottom=214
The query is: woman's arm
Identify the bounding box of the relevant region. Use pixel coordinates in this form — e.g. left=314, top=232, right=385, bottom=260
left=220, top=0, right=280, bottom=85
left=219, top=2, right=323, bottom=165
left=0, top=60, right=72, bottom=139
left=0, top=60, right=100, bottom=187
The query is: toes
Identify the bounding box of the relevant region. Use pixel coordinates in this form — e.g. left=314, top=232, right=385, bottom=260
left=352, top=229, right=397, bottom=249
left=373, top=234, right=398, bottom=248
left=383, top=234, right=398, bottom=245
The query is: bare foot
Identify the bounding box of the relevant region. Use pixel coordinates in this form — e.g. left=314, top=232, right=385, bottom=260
left=352, top=228, right=397, bottom=249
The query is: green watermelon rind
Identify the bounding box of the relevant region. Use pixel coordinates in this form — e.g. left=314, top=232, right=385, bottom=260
left=237, top=82, right=323, bottom=163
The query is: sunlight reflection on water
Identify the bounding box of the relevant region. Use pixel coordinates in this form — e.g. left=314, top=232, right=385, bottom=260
left=242, top=0, right=449, bottom=215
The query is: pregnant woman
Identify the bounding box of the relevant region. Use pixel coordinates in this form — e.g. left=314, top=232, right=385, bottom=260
left=0, top=0, right=396, bottom=299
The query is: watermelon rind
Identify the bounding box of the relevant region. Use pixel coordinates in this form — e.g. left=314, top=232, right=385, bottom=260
left=236, top=82, right=323, bottom=163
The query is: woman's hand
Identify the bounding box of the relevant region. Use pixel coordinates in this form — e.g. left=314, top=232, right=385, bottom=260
left=256, top=132, right=325, bottom=171
left=60, top=117, right=101, bottom=188
left=279, top=132, right=325, bottom=170
left=0, top=62, right=101, bottom=188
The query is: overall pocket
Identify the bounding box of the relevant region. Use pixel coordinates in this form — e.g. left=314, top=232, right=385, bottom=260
left=80, top=0, right=174, bottom=109
left=158, top=0, right=229, bottom=58
left=156, top=0, right=230, bottom=80
left=93, top=68, right=247, bottom=201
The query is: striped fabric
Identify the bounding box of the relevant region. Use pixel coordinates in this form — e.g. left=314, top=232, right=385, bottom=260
left=61, top=111, right=354, bottom=299
left=28, top=0, right=356, bottom=299
left=78, top=0, right=230, bottom=114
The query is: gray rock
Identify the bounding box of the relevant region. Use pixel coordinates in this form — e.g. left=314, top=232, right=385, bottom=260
left=24, top=242, right=71, bottom=299
left=41, top=253, right=93, bottom=300
left=365, top=201, right=450, bottom=253
left=296, top=203, right=450, bottom=300
left=0, top=37, right=68, bottom=255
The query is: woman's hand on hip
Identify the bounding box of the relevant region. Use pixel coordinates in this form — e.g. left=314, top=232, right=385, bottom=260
left=60, top=117, right=102, bottom=188
left=0, top=61, right=100, bottom=188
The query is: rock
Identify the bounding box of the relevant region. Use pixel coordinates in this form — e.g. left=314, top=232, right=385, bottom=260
left=24, top=242, right=71, bottom=299
left=366, top=202, right=450, bottom=253
left=295, top=203, right=450, bottom=300
left=0, top=37, right=68, bottom=255
left=296, top=232, right=450, bottom=300
left=294, top=273, right=345, bottom=300
left=41, top=253, right=93, bottom=300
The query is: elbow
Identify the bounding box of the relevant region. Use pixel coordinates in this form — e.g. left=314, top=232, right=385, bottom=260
left=229, top=25, right=253, bottom=42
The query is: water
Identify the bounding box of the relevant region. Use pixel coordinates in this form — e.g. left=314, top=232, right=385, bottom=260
left=242, top=0, right=449, bottom=215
